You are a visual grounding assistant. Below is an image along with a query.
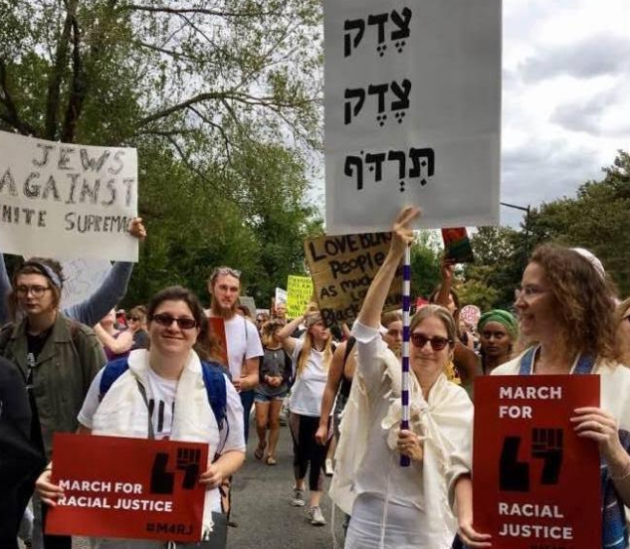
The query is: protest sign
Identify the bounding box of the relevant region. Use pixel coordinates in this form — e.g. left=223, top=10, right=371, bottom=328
left=473, top=375, right=600, bottom=549
left=460, top=304, right=481, bottom=329
left=324, top=0, right=501, bottom=234
left=286, top=276, right=314, bottom=318
left=0, top=131, right=138, bottom=261
left=60, top=258, right=112, bottom=309
left=46, top=433, right=207, bottom=542
left=304, top=232, right=402, bottom=326
left=208, top=317, right=229, bottom=366
left=442, top=227, right=475, bottom=263
left=238, top=296, right=257, bottom=316
left=275, top=288, right=287, bottom=305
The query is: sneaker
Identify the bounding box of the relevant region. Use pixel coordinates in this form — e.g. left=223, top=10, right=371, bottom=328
left=325, top=458, right=334, bottom=476
left=308, top=505, right=326, bottom=526
left=291, top=487, right=306, bottom=507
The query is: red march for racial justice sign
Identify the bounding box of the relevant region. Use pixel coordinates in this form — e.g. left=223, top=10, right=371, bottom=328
left=473, top=375, right=601, bottom=549
left=46, top=433, right=208, bottom=542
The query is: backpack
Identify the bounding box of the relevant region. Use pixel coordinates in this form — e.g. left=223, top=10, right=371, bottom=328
left=98, top=357, right=228, bottom=431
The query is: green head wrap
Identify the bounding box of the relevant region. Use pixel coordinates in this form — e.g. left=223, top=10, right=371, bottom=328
left=478, top=309, right=518, bottom=340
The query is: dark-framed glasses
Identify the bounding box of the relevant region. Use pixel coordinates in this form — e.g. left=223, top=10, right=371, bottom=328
left=151, top=313, right=197, bottom=330
left=410, top=332, right=452, bottom=351
left=16, top=285, right=51, bottom=298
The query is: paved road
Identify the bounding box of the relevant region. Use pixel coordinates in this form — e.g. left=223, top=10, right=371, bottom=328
left=228, top=421, right=343, bottom=549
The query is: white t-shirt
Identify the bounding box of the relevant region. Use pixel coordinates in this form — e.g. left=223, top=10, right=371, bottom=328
left=222, top=314, right=263, bottom=380
left=288, top=339, right=329, bottom=417
left=79, top=367, right=246, bottom=447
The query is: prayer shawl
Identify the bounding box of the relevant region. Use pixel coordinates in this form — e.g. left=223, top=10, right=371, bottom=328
left=92, top=349, right=219, bottom=538
left=330, top=341, right=473, bottom=548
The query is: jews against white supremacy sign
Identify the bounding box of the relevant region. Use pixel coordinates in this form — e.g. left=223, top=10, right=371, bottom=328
left=0, top=131, right=138, bottom=261
left=325, top=0, right=502, bottom=234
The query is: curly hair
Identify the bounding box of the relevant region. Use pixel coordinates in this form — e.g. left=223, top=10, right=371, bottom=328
left=524, top=244, right=617, bottom=360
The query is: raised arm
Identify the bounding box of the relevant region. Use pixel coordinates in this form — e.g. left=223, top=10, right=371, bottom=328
left=276, top=314, right=303, bottom=356
left=356, top=206, right=419, bottom=329
left=62, top=218, right=146, bottom=325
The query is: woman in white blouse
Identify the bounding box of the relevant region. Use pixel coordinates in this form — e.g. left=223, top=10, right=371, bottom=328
left=331, top=207, right=474, bottom=549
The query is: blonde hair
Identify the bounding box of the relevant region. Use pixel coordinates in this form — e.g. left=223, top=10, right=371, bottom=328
left=296, top=310, right=333, bottom=376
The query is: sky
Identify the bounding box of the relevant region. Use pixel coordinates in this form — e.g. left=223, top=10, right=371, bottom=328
left=313, top=0, right=630, bottom=229
left=500, top=0, right=630, bottom=226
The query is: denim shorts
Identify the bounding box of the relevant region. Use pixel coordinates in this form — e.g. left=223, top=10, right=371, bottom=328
left=254, top=390, right=288, bottom=403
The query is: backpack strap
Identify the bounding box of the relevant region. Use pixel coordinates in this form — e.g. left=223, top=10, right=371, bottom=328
left=201, top=360, right=227, bottom=431
left=99, top=357, right=228, bottom=435
left=98, top=357, right=131, bottom=400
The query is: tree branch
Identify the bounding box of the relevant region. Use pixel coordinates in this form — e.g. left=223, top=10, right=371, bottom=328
left=61, top=13, right=86, bottom=142
left=121, top=4, right=278, bottom=18
left=45, top=0, right=76, bottom=140
left=0, top=59, right=38, bottom=136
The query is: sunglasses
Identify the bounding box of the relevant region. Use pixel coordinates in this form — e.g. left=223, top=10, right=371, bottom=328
left=410, top=332, right=452, bottom=351
left=212, top=267, right=241, bottom=279
left=150, top=313, right=197, bottom=330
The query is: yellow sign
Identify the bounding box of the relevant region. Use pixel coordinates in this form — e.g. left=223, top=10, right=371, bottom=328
left=286, top=275, right=314, bottom=319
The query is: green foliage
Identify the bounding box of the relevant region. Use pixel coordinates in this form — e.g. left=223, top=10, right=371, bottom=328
left=0, top=0, right=324, bottom=307
left=462, top=151, right=630, bottom=307
left=410, top=231, right=441, bottom=299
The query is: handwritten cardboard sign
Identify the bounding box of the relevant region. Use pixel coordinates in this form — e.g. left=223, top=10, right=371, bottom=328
left=304, top=232, right=402, bottom=326
left=286, top=276, right=314, bottom=319
left=60, top=258, right=113, bottom=309
left=324, top=0, right=501, bottom=234
left=0, top=131, right=138, bottom=261
left=46, top=433, right=208, bottom=542
left=473, top=375, right=600, bottom=549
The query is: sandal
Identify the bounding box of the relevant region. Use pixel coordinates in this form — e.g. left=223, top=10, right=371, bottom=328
left=266, top=455, right=277, bottom=466
left=254, top=441, right=266, bottom=460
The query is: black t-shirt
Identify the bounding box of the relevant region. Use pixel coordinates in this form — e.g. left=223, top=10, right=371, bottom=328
left=24, top=324, right=54, bottom=452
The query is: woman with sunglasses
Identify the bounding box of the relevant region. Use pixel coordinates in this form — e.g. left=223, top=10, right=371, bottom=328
left=35, top=286, right=246, bottom=547
left=330, top=207, right=473, bottom=549
left=454, top=245, right=630, bottom=549
left=0, top=258, right=107, bottom=549
left=614, top=298, right=630, bottom=366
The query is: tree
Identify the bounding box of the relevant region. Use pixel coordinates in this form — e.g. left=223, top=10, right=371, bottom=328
left=0, top=0, right=324, bottom=306
left=410, top=230, right=442, bottom=300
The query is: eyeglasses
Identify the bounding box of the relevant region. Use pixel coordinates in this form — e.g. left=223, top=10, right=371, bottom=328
left=150, top=313, right=197, bottom=330
left=410, top=332, right=452, bottom=351
left=514, top=286, right=546, bottom=301
left=16, top=285, right=51, bottom=298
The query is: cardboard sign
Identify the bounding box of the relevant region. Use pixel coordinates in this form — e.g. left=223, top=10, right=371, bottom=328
left=324, top=0, right=501, bottom=234
left=442, top=227, right=474, bottom=263
left=208, top=317, right=229, bottom=367
left=286, top=275, right=314, bottom=319
left=473, top=375, right=601, bottom=549
left=304, top=232, right=402, bottom=326
left=47, top=433, right=208, bottom=542
left=0, top=131, right=138, bottom=261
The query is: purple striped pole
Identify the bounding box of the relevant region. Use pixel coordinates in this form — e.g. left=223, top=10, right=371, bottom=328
left=400, top=243, right=412, bottom=467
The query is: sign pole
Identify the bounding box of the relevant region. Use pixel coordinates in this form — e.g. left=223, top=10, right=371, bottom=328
left=400, top=242, right=411, bottom=467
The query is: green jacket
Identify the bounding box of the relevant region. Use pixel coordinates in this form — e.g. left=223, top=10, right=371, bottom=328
left=0, top=313, right=106, bottom=459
